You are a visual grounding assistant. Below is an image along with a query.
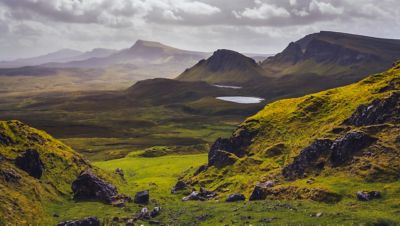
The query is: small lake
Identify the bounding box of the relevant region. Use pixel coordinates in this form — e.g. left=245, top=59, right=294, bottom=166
left=213, top=84, right=242, bottom=89
left=216, top=96, right=265, bottom=104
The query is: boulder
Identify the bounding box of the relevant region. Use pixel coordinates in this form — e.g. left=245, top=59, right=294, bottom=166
left=182, top=188, right=217, bottom=201
left=330, top=132, right=376, bottom=167
left=15, top=149, right=44, bottom=179
left=171, top=180, right=188, bottom=193
left=282, top=139, right=332, bottom=179
left=111, top=194, right=132, bottom=207
left=72, top=169, right=117, bottom=204
left=57, top=217, right=100, bottom=226
left=150, top=206, right=161, bottom=218
left=134, top=190, right=149, bottom=204
left=249, top=183, right=271, bottom=201
left=344, top=92, right=400, bottom=126
left=136, top=207, right=150, bottom=220
left=225, top=194, right=245, bottom=202
left=357, top=191, right=381, bottom=201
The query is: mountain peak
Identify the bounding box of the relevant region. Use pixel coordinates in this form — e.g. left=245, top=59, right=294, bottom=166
left=205, top=49, right=257, bottom=72
left=131, top=39, right=168, bottom=49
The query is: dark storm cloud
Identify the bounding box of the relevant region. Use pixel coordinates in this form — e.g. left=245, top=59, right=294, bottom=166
left=0, top=0, right=398, bottom=60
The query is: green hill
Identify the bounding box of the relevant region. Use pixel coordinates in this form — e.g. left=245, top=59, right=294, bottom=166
left=188, top=62, right=400, bottom=207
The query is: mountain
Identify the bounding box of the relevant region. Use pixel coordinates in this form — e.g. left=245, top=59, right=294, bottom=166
left=177, top=49, right=267, bottom=85
left=48, top=40, right=209, bottom=69
left=262, top=31, right=400, bottom=79
left=188, top=61, right=400, bottom=205
left=0, top=49, right=83, bottom=68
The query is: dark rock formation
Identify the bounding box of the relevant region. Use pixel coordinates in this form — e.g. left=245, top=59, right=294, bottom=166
left=72, top=170, right=117, bottom=204
left=57, top=217, right=100, bottom=226
left=150, top=206, right=161, bottom=218
left=193, top=164, right=208, bottom=176
left=0, top=168, right=21, bottom=183
left=249, top=182, right=275, bottom=201
left=208, top=125, right=257, bottom=168
left=345, top=92, right=400, bottom=126
left=263, top=143, right=286, bottom=157
left=357, top=191, right=381, bottom=201
left=282, top=139, right=333, bottom=179
left=330, top=131, right=376, bottom=166
left=134, top=190, right=149, bottom=204
left=171, top=180, right=188, bottom=193
left=15, top=149, right=44, bottom=179
left=225, top=194, right=245, bottom=202
left=0, top=133, right=12, bottom=145
left=182, top=188, right=217, bottom=201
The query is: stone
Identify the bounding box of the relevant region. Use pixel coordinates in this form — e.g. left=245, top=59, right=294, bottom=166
left=72, top=169, right=117, bottom=204
left=150, top=206, right=161, bottom=218
left=171, top=180, right=188, bottom=193
left=208, top=150, right=238, bottom=168
left=0, top=168, right=21, bottom=183
left=15, top=149, right=44, bottom=179
left=344, top=92, right=400, bottom=126
left=182, top=188, right=217, bottom=201
left=57, top=217, right=100, bottom=226
left=111, top=194, right=131, bottom=207
left=136, top=207, right=150, bottom=220
left=0, top=133, right=12, bottom=145
left=193, top=164, right=208, bottom=176
left=249, top=183, right=270, bottom=201
left=330, top=132, right=376, bottom=167
left=134, top=190, right=149, bottom=204
left=225, top=194, right=245, bottom=202
left=356, top=191, right=381, bottom=201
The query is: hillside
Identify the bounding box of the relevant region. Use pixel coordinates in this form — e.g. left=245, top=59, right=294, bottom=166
left=188, top=62, right=400, bottom=208
left=0, top=120, right=114, bottom=224
left=177, top=49, right=267, bottom=85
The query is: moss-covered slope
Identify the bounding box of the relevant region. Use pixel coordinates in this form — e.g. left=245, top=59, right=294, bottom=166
left=0, top=120, right=111, bottom=224
left=189, top=62, right=400, bottom=199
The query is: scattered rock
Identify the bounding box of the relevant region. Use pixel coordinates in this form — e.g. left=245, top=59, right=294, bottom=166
left=125, top=218, right=135, bottom=226
left=193, top=164, right=208, bottom=176
left=182, top=188, right=217, bottom=201
left=115, top=168, right=124, bottom=179
left=171, top=180, right=188, bottom=193
left=111, top=194, right=132, bottom=207
left=330, top=132, right=376, bottom=167
left=344, top=92, right=400, bottom=126
left=150, top=206, right=161, bottom=218
left=57, top=217, right=100, bottom=226
left=72, top=169, right=117, bottom=204
left=249, top=182, right=271, bottom=201
left=0, top=168, right=21, bottom=183
left=356, top=191, right=381, bottom=201
left=136, top=207, right=151, bottom=220
left=226, top=194, right=245, bottom=202
left=15, top=149, right=44, bottom=179
left=134, top=190, right=149, bottom=204
left=310, top=212, right=323, bottom=217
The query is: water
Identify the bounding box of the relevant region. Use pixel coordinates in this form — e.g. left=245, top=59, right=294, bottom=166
left=213, top=84, right=242, bottom=89
left=216, top=96, right=264, bottom=104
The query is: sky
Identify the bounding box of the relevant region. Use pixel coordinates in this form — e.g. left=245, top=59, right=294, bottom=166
left=0, top=0, right=399, bottom=61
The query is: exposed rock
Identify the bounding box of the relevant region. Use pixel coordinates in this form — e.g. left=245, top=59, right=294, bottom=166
left=193, top=164, right=208, bottom=176
left=0, top=168, right=21, bottom=183
left=263, top=143, right=286, bottom=157
left=249, top=182, right=274, bottom=201
left=111, top=194, right=131, bottom=207
left=15, top=149, right=44, bottom=179
left=225, top=194, right=245, bottom=202
left=134, top=190, right=149, bottom=204
left=282, top=139, right=333, bottom=179
left=208, top=149, right=238, bottom=168
left=0, top=133, right=12, bottom=145
left=27, top=133, right=45, bottom=145
left=115, top=168, right=124, bottom=179
left=72, top=169, right=117, bottom=204
left=330, top=132, right=376, bottom=167
left=136, top=207, right=151, bottom=220
left=356, top=191, right=381, bottom=201
left=171, top=180, right=188, bottom=193
left=57, top=217, right=100, bottom=226
left=182, top=188, right=217, bottom=201
left=150, top=206, right=161, bottom=218
left=345, top=92, right=400, bottom=126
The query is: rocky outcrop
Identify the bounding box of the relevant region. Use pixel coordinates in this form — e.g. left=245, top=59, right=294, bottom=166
left=57, top=217, right=100, bottom=226
left=182, top=188, right=217, bottom=201
left=0, top=133, right=12, bottom=145
left=72, top=170, right=117, bottom=204
left=249, top=181, right=276, bottom=201
left=15, top=149, right=44, bottom=179
left=345, top=92, right=400, bottom=126
left=282, top=139, right=332, bottom=179
left=208, top=125, right=257, bottom=168
left=193, top=164, right=208, bottom=176
left=357, top=191, right=381, bottom=201
left=171, top=180, right=188, bottom=193
left=225, top=194, right=245, bottom=202
left=330, top=131, right=376, bottom=167
left=283, top=132, right=376, bottom=179
left=0, top=168, right=21, bottom=183
left=134, top=190, right=149, bottom=204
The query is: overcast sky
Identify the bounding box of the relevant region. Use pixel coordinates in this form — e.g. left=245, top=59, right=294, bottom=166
left=0, top=0, right=399, bottom=60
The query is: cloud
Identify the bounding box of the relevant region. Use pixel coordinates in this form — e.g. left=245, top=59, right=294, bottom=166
left=233, top=1, right=290, bottom=19
left=309, top=0, right=343, bottom=15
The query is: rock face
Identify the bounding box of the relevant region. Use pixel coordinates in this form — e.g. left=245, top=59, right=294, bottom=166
left=208, top=125, right=257, bottom=168
left=72, top=170, right=117, bottom=204
left=329, top=132, right=377, bottom=167
left=345, top=92, right=400, bottom=126
left=225, top=194, right=245, bottom=202
left=134, top=190, right=149, bottom=204
left=14, top=149, right=44, bottom=179
left=283, top=132, right=376, bottom=179
left=57, top=217, right=100, bottom=226
left=357, top=191, right=381, bottom=201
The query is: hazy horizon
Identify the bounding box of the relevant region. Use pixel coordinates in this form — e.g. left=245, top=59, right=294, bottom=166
left=0, top=0, right=399, bottom=61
